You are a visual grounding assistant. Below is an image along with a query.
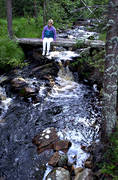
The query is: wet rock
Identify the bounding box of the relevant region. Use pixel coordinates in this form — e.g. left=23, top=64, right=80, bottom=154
left=0, top=75, right=9, bottom=85
left=32, top=127, right=59, bottom=153
left=0, top=94, right=6, bottom=101
left=58, top=153, right=68, bottom=167
left=81, top=145, right=87, bottom=152
left=74, top=167, right=84, bottom=176
left=34, top=149, right=54, bottom=179
left=48, top=152, right=60, bottom=167
left=19, top=87, right=36, bottom=97
left=82, top=142, right=104, bottom=164
left=31, top=96, right=41, bottom=104
left=0, top=119, right=6, bottom=123
left=53, top=140, right=72, bottom=153
left=32, top=128, right=72, bottom=154
left=0, top=176, right=6, bottom=180
left=74, top=168, right=93, bottom=180
left=81, top=145, right=92, bottom=153
left=46, top=167, right=70, bottom=180
left=31, top=62, right=59, bottom=78
left=84, top=160, right=93, bottom=169
left=11, top=77, right=27, bottom=90
left=33, top=50, right=42, bottom=61
left=91, top=142, right=104, bottom=164
left=0, top=172, right=7, bottom=180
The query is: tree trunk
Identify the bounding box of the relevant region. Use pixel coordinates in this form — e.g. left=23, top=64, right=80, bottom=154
left=6, top=0, right=13, bottom=39
left=34, top=0, right=38, bottom=18
left=43, top=0, right=47, bottom=26
left=102, top=0, right=118, bottom=137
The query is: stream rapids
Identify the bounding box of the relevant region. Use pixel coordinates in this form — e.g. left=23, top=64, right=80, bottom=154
left=0, top=25, right=101, bottom=180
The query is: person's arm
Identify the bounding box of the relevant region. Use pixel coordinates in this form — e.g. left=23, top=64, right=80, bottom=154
left=42, top=26, right=47, bottom=40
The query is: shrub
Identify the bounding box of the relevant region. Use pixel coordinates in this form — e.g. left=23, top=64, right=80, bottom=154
left=0, top=38, right=25, bottom=70
left=13, top=16, right=43, bottom=38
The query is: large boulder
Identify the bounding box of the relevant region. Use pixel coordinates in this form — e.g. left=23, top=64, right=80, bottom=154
left=32, top=127, right=59, bottom=153
left=46, top=167, right=70, bottom=180
left=11, top=77, right=27, bottom=90
left=32, top=127, right=71, bottom=154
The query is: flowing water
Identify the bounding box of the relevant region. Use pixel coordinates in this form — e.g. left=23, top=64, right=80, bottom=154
left=0, top=26, right=101, bottom=180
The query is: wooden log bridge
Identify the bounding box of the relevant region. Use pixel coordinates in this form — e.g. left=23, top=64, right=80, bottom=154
left=16, top=38, right=105, bottom=49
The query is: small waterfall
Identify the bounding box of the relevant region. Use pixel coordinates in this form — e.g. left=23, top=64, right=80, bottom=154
left=58, top=60, right=74, bottom=81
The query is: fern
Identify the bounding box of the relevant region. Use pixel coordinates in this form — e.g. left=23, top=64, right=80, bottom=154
left=0, top=38, right=25, bottom=70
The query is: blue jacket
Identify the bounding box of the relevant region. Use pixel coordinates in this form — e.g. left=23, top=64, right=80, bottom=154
left=42, top=25, right=56, bottom=40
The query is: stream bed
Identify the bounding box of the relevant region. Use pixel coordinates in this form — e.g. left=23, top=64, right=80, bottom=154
left=0, top=25, right=101, bottom=180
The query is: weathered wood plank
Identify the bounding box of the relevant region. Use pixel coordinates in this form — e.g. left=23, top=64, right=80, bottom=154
left=15, top=37, right=105, bottom=49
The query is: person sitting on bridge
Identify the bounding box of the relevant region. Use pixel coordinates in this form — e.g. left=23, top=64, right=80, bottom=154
left=42, top=19, right=56, bottom=56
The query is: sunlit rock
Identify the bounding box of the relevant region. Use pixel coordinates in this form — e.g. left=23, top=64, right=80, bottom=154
left=74, top=168, right=93, bottom=180
left=32, top=128, right=72, bottom=154
left=46, top=167, right=70, bottom=180
left=32, top=127, right=59, bottom=153
left=74, top=167, right=84, bottom=176
left=11, top=77, right=27, bottom=89
left=0, top=75, right=8, bottom=85
left=48, top=152, right=60, bottom=167
left=0, top=94, right=6, bottom=101
left=53, top=140, right=72, bottom=153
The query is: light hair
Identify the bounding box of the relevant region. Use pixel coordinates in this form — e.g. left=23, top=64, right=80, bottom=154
left=48, top=19, right=54, bottom=24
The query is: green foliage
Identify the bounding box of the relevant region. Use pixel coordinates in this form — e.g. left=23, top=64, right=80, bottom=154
left=100, top=125, right=118, bottom=179
left=89, top=49, right=105, bottom=73
left=76, top=39, right=85, bottom=48
left=72, top=49, right=105, bottom=75
left=0, top=0, right=6, bottom=18
left=0, top=17, right=43, bottom=38
left=0, top=38, right=25, bottom=70
left=12, top=0, right=36, bottom=16
left=13, top=17, right=43, bottom=38
left=0, top=19, right=8, bottom=37
left=0, top=0, right=109, bottom=33
left=46, top=0, right=76, bottom=29
left=98, top=32, right=106, bottom=41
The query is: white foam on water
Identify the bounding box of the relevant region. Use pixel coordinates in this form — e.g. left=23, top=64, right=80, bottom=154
left=43, top=164, right=53, bottom=180
left=0, top=86, right=12, bottom=122
left=47, top=51, right=79, bottom=61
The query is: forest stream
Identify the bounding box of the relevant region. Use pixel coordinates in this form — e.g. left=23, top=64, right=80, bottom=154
left=0, top=25, right=101, bottom=180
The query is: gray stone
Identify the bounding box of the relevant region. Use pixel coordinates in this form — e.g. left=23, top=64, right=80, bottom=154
left=74, top=168, right=93, bottom=180
left=46, top=167, right=70, bottom=180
